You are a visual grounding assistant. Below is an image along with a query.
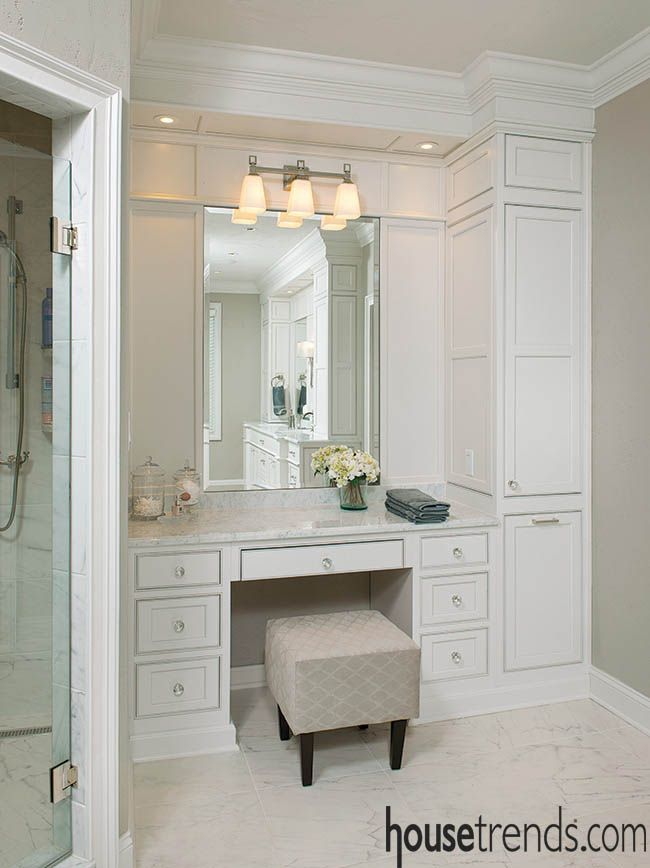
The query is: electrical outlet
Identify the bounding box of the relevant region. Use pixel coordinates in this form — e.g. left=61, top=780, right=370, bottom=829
left=464, top=448, right=475, bottom=476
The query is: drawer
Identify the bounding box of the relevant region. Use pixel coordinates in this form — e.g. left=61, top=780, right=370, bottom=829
left=505, top=135, right=582, bottom=192
left=136, top=657, right=221, bottom=717
left=248, top=428, right=280, bottom=456
left=421, top=534, right=487, bottom=570
left=136, top=595, right=221, bottom=654
left=421, top=629, right=488, bottom=682
left=135, top=550, right=221, bottom=590
left=287, top=463, right=300, bottom=487
left=240, top=538, right=404, bottom=581
left=420, top=573, right=488, bottom=626
left=287, top=442, right=300, bottom=464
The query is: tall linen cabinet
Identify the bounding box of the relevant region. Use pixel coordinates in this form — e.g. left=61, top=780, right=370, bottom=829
left=445, top=132, right=591, bottom=707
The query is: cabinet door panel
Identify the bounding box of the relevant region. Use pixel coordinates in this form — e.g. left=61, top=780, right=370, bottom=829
left=505, top=513, right=582, bottom=671
left=505, top=206, right=581, bottom=496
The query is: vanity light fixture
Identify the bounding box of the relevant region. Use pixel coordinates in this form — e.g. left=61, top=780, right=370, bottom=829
left=321, top=214, right=347, bottom=231
left=231, top=209, right=257, bottom=225
left=277, top=212, right=303, bottom=229
left=297, top=340, right=315, bottom=387
left=239, top=156, right=360, bottom=227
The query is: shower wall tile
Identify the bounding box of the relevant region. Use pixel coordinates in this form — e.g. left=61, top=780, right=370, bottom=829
left=52, top=337, right=71, bottom=458
left=71, top=340, right=88, bottom=458
left=71, top=800, right=88, bottom=860
left=71, top=223, right=89, bottom=341
left=52, top=568, right=70, bottom=688
left=71, top=687, right=87, bottom=805
left=70, top=572, right=87, bottom=693
left=52, top=454, right=70, bottom=574
left=15, top=578, right=51, bottom=652
left=70, top=456, right=88, bottom=576
left=0, top=580, right=16, bottom=652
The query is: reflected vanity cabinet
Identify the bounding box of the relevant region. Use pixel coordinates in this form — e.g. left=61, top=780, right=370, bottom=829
left=445, top=132, right=589, bottom=681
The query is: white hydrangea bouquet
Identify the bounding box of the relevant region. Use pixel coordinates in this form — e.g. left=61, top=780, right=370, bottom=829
left=311, top=445, right=380, bottom=510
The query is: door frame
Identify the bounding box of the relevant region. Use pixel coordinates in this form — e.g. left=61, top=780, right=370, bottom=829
left=0, top=32, right=122, bottom=868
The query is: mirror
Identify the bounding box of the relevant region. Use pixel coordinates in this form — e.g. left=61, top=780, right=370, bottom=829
left=202, top=209, right=380, bottom=490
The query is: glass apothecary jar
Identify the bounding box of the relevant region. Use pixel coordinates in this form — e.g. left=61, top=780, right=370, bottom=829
left=131, top=456, right=166, bottom=520
left=173, top=459, right=201, bottom=510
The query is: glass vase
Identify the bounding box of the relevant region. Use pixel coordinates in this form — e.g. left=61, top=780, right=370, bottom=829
left=339, top=478, right=368, bottom=510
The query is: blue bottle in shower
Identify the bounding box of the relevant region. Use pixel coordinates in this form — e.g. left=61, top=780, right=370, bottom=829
left=42, top=287, right=52, bottom=348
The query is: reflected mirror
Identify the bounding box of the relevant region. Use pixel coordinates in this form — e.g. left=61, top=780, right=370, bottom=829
left=202, top=209, right=379, bottom=490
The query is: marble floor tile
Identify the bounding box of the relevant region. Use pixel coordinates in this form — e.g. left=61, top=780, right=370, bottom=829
left=134, top=750, right=255, bottom=807
left=603, top=722, right=650, bottom=763
left=495, top=701, right=609, bottom=749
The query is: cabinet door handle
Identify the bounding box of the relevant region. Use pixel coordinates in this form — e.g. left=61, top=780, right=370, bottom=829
left=172, top=682, right=185, bottom=697
left=531, top=516, right=560, bottom=525
left=451, top=594, right=463, bottom=607
left=173, top=619, right=185, bottom=633
left=452, top=547, right=463, bottom=559
left=451, top=651, right=463, bottom=665
left=322, top=557, right=333, bottom=570
left=175, top=566, right=185, bottom=578
left=507, top=480, right=519, bottom=490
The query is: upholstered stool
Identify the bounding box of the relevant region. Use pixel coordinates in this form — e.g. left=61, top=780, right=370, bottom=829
left=265, top=610, right=421, bottom=786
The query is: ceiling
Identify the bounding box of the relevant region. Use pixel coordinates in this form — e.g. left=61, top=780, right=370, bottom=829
left=204, top=210, right=318, bottom=290
left=154, top=0, right=650, bottom=73
left=131, top=104, right=462, bottom=156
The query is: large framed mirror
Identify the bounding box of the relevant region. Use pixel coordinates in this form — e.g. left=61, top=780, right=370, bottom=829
left=202, top=209, right=379, bottom=490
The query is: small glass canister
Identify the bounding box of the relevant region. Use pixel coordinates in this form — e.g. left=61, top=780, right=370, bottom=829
left=173, top=459, right=201, bottom=512
left=131, top=456, right=166, bottom=520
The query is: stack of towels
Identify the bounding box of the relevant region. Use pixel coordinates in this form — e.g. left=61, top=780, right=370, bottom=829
left=385, top=488, right=450, bottom=524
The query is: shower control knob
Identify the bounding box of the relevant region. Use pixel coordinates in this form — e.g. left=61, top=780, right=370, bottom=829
left=173, top=620, right=185, bottom=634
left=172, top=683, right=185, bottom=697
left=322, top=557, right=333, bottom=570
left=175, top=566, right=185, bottom=578
left=451, top=651, right=463, bottom=665
left=451, top=594, right=463, bottom=607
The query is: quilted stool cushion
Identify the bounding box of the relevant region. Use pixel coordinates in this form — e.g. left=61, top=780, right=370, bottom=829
left=265, top=610, right=420, bottom=735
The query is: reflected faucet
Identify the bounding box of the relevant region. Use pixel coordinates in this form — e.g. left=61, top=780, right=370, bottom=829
left=301, top=412, right=314, bottom=431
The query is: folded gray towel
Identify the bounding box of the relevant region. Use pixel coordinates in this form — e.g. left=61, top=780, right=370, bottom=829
left=386, top=488, right=450, bottom=513
left=386, top=502, right=449, bottom=524
left=272, top=384, right=287, bottom=416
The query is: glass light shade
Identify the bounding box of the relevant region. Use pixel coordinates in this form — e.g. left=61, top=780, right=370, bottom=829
left=286, top=178, right=315, bottom=217
left=238, top=172, right=266, bottom=215
left=277, top=212, right=303, bottom=228
left=231, top=209, right=257, bottom=225
left=321, top=214, right=347, bottom=231
left=333, top=180, right=361, bottom=220
left=296, top=340, right=315, bottom=359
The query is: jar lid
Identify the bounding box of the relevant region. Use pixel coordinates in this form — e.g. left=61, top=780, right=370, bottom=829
left=133, top=456, right=165, bottom=478
left=174, top=458, right=198, bottom=479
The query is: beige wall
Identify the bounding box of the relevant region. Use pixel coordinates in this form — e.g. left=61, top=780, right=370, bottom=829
left=208, top=293, right=260, bottom=482
left=592, top=79, right=650, bottom=698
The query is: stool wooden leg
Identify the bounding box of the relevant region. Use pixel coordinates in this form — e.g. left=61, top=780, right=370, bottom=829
left=390, top=719, right=408, bottom=770
left=358, top=724, right=369, bottom=730
left=277, top=705, right=291, bottom=741
left=300, top=733, right=314, bottom=786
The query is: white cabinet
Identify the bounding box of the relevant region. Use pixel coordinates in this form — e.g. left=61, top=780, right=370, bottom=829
left=504, top=206, right=582, bottom=496
left=504, top=512, right=582, bottom=671
left=505, top=135, right=583, bottom=193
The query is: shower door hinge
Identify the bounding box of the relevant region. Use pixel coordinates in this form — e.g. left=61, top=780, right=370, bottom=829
left=50, top=760, right=78, bottom=803
left=50, top=217, right=78, bottom=254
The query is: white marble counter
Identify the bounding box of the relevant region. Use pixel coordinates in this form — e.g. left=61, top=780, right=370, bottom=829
left=128, top=500, right=498, bottom=547
left=244, top=420, right=325, bottom=443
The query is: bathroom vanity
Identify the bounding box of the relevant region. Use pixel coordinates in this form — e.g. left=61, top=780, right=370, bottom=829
left=243, top=421, right=339, bottom=489
left=128, top=501, right=499, bottom=760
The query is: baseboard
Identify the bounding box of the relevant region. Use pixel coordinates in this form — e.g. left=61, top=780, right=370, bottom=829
left=130, top=723, right=238, bottom=762
left=589, top=666, right=650, bottom=735
left=418, top=674, right=590, bottom=722
left=231, top=663, right=266, bottom=689
left=118, top=833, right=134, bottom=868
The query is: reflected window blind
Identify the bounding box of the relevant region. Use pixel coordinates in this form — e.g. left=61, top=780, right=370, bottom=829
left=207, top=301, right=222, bottom=440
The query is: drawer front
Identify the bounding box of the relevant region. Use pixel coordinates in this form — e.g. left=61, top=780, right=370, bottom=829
left=136, top=595, right=221, bottom=654
left=505, top=135, right=582, bottom=192
left=248, top=429, right=280, bottom=456
left=240, top=538, right=404, bottom=581
left=421, top=629, right=488, bottom=682
left=421, top=534, right=487, bottom=570
left=136, top=657, right=221, bottom=717
left=287, top=463, right=300, bottom=487
left=447, top=142, right=494, bottom=210
left=421, top=573, right=488, bottom=626
left=135, top=550, right=221, bottom=590
left=287, top=442, right=300, bottom=463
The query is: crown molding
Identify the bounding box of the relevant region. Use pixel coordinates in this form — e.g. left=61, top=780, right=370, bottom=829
left=131, top=7, right=650, bottom=139
left=258, top=228, right=325, bottom=299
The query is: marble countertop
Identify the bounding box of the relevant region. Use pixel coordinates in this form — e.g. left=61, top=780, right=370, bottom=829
left=243, top=421, right=325, bottom=443
left=128, top=500, right=499, bottom=547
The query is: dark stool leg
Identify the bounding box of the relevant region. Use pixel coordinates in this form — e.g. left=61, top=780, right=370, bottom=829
left=300, top=733, right=314, bottom=786
left=389, top=719, right=408, bottom=770
left=277, top=705, right=291, bottom=741
left=358, top=724, right=369, bottom=730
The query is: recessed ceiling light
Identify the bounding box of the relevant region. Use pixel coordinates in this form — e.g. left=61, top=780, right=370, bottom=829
left=418, top=141, right=438, bottom=151
left=155, top=114, right=177, bottom=125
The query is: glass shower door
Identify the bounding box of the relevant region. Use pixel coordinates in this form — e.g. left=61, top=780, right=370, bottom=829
left=0, top=142, right=72, bottom=868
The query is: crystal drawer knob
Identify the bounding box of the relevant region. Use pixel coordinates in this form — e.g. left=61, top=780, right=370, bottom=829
left=172, top=682, right=185, bottom=697
left=507, top=480, right=519, bottom=490
left=451, top=594, right=463, bottom=607
left=322, top=557, right=333, bottom=570
left=452, top=547, right=463, bottom=559
left=173, top=619, right=185, bottom=634
left=175, top=566, right=185, bottom=578
left=451, top=651, right=463, bottom=665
